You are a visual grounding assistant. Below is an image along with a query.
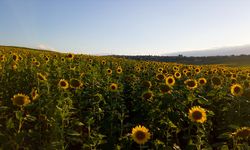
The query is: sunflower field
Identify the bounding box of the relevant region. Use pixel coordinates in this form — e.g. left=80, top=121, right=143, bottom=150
left=0, top=46, right=250, bottom=150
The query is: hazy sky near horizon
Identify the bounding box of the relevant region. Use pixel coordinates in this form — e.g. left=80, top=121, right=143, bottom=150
left=1, top=0, right=250, bottom=55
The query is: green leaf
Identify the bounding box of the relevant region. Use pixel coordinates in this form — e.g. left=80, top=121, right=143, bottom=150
left=220, top=145, right=229, bottom=150
left=6, top=118, right=14, bottom=129
left=217, top=132, right=231, bottom=139
left=15, top=111, right=23, bottom=121
left=228, top=124, right=239, bottom=129
left=75, top=121, right=84, bottom=126
left=66, top=130, right=81, bottom=136
left=25, top=115, right=37, bottom=122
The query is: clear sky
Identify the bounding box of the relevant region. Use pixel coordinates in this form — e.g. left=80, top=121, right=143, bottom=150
left=1, top=0, right=250, bottom=55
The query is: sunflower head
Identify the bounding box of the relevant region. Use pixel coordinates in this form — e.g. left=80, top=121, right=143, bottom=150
left=162, top=69, right=167, bottom=74
left=37, top=73, right=47, bottom=82
left=165, top=76, right=175, bottom=86
left=211, top=76, right=222, bottom=87
left=243, top=80, right=249, bottom=88
left=116, top=67, right=123, bottom=74
left=110, top=83, right=118, bottom=92
left=135, top=67, right=141, bottom=72
left=198, top=78, right=207, bottom=86
left=12, top=53, right=19, bottom=62
left=158, top=67, right=163, bottom=72
left=141, top=81, right=152, bottom=89
left=88, top=58, right=93, bottom=63
left=44, top=55, right=50, bottom=63
left=11, top=93, right=31, bottom=107
left=11, top=62, right=18, bottom=70
left=0, top=55, right=6, bottom=62
left=34, top=61, right=40, bottom=67
left=142, top=91, right=154, bottom=101
left=70, top=78, right=83, bottom=89
left=107, top=68, right=112, bottom=75
left=174, top=72, right=181, bottom=79
left=101, top=60, right=106, bottom=65
left=230, top=84, right=243, bottom=97
left=173, top=66, right=179, bottom=71
left=159, top=84, right=172, bottom=94
left=58, top=79, right=69, bottom=90
left=195, top=68, right=201, bottom=74
left=231, top=127, right=250, bottom=140
left=184, top=79, right=198, bottom=90
left=66, top=53, right=74, bottom=60
left=231, top=78, right=237, bottom=85
left=188, top=106, right=207, bottom=123
left=131, top=125, right=151, bottom=145
left=156, top=73, right=165, bottom=81
left=30, top=88, right=39, bottom=101
left=61, top=58, right=66, bottom=62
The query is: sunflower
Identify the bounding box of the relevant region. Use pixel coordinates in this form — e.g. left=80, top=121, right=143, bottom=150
left=66, top=53, right=74, bottom=60
left=174, top=72, right=181, bottom=79
left=141, top=81, right=152, bottom=89
left=11, top=93, right=31, bottom=106
left=131, top=125, right=151, bottom=145
left=247, top=73, right=250, bottom=78
left=184, top=79, right=198, bottom=90
left=158, top=67, right=163, bottom=72
left=58, top=79, right=69, bottom=89
left=182, top=69, right=188, bottom=74
left=194, top=68, right=201, bottom=74
left=93, top=93, right=103, bottom=101
left=12, top=62, right=18, bottom=70
left=30, top=88, right=39, bottom=101
left=231, top=127, right=250, bottom=140
left=165, top=76, right=175, bottom=86
left=70, top=78, right=83, bottom=89
left=156, top=73, right=165, bottom=81
left=89, top=59, right=93, bottom=63
left=37, top=73, right=47, bottom=81
left=44, top=55, right=50, bottom=63
left=12, top=53, right=19, bottom=61
left=243, top=80, right=249, bottom=88
left=142, top=91, right=154, bottom=100
left=198, top=78, right=207, bottom=86
left=101, top=60, right=106, bottom=65
left=61, top=58, right=66, bottom=62
left=230, top=84, right=243, bottom=97
left=159, top=84, right=172, bottom=94
left=211, top=76, right=222, bottom=87
left=231, top=78, right=237, bottom=84
left=162, top=69, right=167, bottom=74
left=188, top=106, right=207, bottom=123
left=0, top=55, right=6, bottom=62
left=110, top=83, right=118, bottom=92
left=173, top=66, right=179, bottom=71
left=34, top=61, right=40, bottom=67
left=116, top=67, right=123, bottom=74
left=107, top=68, right=112, bottom=75
left=184, top=71, right=192, bottom=77
left=80, top=72, right=85, bottom=78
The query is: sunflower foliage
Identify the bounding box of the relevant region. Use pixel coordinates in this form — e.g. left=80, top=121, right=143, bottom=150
left=0, top=46, right=249, bottom=150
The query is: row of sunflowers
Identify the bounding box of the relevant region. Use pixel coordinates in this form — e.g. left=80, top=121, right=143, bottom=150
left=0, top=46, right=249, bottom=149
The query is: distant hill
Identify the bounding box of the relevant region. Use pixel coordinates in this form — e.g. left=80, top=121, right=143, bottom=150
left=164, top=45, right=250, bottom=56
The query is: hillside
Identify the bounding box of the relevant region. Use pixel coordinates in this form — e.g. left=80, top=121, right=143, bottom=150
left=164, top=45, right=250, bottom=56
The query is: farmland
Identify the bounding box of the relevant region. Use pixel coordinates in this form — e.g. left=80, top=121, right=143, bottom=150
left=0, top=46, right=249, bottom=150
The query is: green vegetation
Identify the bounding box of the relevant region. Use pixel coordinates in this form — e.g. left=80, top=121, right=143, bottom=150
left=0, top=45, right=249, bottom=149
left=117, top=55, right=250, bottom=66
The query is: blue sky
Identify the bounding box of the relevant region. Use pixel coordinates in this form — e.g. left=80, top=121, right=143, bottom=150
left=1, top=0, right=250, bottom=55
